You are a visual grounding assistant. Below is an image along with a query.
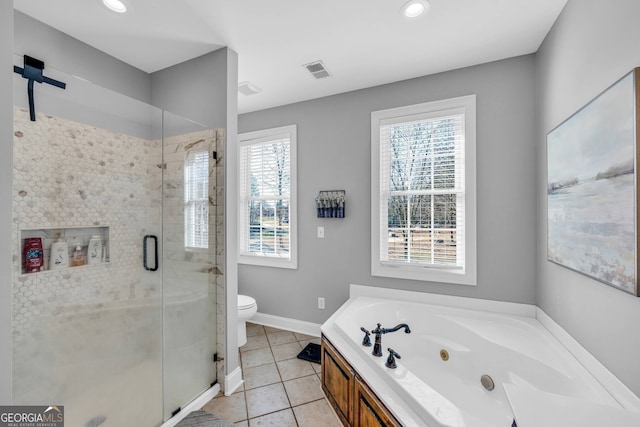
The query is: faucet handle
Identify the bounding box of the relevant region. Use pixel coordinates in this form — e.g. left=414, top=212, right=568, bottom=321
left=385, top=348, right=401, bottom=369
left=371, top=322, right=383, bottom=334
left=360, top=327, right=372, bottom=347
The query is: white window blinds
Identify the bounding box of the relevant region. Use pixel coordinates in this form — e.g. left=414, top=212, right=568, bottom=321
left=379, top=112, right=465, bottom=268
left=184, top=150, right=209, bottom=249
left=238, top=125, right=297, bottom=269
left=372, top=95, right=476, bottom=285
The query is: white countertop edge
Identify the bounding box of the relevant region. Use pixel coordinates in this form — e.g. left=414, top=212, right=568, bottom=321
left=504, top=384, right=640, bottom=427
left=349, top=284, right=537, bottom=318
left=535, top=307, right=640, bottom=412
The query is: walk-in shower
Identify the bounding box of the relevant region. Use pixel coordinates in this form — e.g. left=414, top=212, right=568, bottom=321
left=11, top=54, right=223, bottom=426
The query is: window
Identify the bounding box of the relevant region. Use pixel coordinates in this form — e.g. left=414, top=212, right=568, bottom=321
left=371, top=95, right=476, bottom=285
left=184, top=150, right=209, bottom=250
left=238, top=125, right=297, bottom=269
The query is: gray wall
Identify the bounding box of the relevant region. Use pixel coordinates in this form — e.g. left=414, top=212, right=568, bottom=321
left=14, top=11, right=150, bottom=104
left=1, top=0, right=14, bottom=406
left=536, top=0, right=640, bottom=396
left=223, top=48, right=241, bottom=380
left=239, top=55, right=538, bottom=324
left=151, top=49, right=230, bottom=129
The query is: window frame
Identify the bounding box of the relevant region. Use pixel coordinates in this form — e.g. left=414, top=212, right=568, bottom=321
left=238, top=125, right=298, bottom=269
left=184, top=149, right=209, bottom=252
left=371, top=95, right=477, bottom=285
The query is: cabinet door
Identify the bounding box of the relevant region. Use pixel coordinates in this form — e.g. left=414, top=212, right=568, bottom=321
left=354, top=378, right=401, bottom=427
left=322, top=337, right=354, bottom=426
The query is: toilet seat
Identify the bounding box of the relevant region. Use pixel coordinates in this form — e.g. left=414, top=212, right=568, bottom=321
left=238, top=295, right=257, bottom=310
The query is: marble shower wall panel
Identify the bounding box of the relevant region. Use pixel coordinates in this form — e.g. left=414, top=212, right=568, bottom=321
left=11, top=108, right=163, bottom=426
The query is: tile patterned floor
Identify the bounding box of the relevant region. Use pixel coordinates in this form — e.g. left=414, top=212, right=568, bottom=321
left=201, top=323, right=343, bottom=427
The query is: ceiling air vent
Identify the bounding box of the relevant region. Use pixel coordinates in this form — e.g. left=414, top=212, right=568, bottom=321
left=303, top=60, right=332, bottom=79
left=238, top=81, right=262, bottom=96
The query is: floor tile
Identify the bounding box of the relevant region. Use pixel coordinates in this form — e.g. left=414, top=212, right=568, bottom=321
left=248, top=409, right=296, bottom=427
left=277, top=358, right=315, bottom=381
left=271, top=341, right=302, bottom=362
left=293, top=399, right=342, bottom=427
left=202, top=391, right=247, bottom=423
left=202, top=324, right=339, bottom=427
left=240, top=334, right=270, bottom=352
left=243, top=362, right=281, bottom=390
left=283, top=374, right=324, bottom=407
left=246, top=323, right=265, bottom=338
left=266, top=330, right=297, bottom=346
left=294, top=332, right=316, bottom=342
left=264, top=326, right=283, bottom=334
left=245, top=383, right=290, bottom=419
left=241, top=347, right=275, bottom=369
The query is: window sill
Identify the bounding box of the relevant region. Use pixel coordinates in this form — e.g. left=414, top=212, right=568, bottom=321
left=372, top=262, right=476, bottom=286
left=238, top=253, right=297, bottom=270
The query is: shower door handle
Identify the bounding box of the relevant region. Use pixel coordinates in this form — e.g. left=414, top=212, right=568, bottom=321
left=143, top=235, right=159, bottom=271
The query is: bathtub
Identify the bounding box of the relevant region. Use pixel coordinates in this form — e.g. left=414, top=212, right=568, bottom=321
left=321, top=286, right=640, bottom=427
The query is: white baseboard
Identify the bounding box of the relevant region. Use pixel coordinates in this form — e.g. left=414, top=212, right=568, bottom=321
left=224, top=366, right=244, bottom=396
left=251, top=312, right=322, bottom=337
left=160, top=383, right=220, bottom=427
left=536, top=307, right=640, bottom=411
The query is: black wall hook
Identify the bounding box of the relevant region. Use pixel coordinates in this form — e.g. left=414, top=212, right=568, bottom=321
left=13, top=55, right=66, bottom=121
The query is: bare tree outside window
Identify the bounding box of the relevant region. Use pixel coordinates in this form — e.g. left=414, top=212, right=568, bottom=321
left=386, top=117, right=459, bottom=266
left=246, top=139, right=291, bottom=257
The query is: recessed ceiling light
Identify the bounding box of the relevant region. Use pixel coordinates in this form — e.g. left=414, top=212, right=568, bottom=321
left=401, top=0, right=430, bottom=18
left=102, top=0, right=127, bottom=13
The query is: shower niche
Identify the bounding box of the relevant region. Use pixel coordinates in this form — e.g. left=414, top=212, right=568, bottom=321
left=20, top=226, right=110, bottom=274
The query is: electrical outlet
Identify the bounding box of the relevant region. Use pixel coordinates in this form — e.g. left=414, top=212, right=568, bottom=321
left=318, top=297, right=325, bottom=310
left=317, top=226, right=325, bottom=238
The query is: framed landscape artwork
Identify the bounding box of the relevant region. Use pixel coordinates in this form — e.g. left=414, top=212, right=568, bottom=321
left=547, top=68, right=640, bottom=296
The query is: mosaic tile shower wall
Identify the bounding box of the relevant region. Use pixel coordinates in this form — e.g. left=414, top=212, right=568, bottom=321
left=12, top=107, right=163, bottom=426
left=12, top=107, right=226, bottom=425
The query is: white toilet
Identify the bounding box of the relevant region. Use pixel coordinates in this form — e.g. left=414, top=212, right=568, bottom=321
left=237, top=295, right=258, bottom=347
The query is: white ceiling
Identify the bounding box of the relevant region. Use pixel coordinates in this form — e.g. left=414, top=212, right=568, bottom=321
left=14, top=0, right=568, bottom=114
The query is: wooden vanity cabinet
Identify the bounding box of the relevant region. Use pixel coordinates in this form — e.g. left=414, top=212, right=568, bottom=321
left=353, top=377, right=401, bottom=427
left=322, top=336, right=355, bottom=425
left=321, top=336, right=402, bottom=427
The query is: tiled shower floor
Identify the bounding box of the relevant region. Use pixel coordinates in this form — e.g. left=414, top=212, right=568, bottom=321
left=200, top=323, right=342, bottom=427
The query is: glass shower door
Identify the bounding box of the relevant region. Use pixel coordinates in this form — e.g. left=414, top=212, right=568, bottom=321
left=12, top=57, right=165, bottom=427
left=162, top=111, right=218, bottom=420
left=11, top=54, right=218, bottom=426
